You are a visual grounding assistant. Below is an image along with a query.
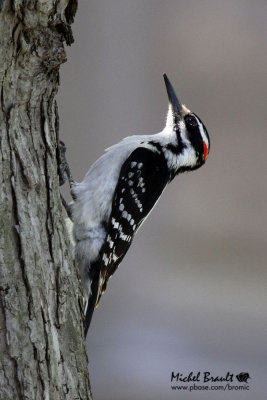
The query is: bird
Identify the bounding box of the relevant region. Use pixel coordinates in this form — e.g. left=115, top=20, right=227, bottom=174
left=59, top=74, right=210, bottom=336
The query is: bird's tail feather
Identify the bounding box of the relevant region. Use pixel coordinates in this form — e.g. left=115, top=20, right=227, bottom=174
left=84, top=260, right=101, bottom=336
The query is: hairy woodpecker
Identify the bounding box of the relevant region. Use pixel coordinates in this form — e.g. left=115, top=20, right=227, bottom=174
left=60, top=74, right=210, bottom=335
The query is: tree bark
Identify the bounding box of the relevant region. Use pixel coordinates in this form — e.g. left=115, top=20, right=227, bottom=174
left=0, top=1, right=92, bottom=399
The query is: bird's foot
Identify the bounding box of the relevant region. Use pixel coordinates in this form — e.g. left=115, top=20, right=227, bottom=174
left=58, top=140, right=74, bottom=188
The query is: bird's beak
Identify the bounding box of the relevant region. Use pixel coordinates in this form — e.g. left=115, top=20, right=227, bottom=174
left=163, top=74, right=183, bottom=119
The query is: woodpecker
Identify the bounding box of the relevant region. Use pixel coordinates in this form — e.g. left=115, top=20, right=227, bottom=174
left=60, top=74, right=210, bottom=335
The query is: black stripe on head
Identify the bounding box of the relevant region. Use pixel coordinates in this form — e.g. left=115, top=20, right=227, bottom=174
left=184, top=113, right=209, bottom=163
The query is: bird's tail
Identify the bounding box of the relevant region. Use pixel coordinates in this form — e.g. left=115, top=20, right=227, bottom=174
left=84, top=260, right=102, bottom=336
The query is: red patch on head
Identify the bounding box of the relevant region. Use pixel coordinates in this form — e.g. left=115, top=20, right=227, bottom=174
left=203, top=141, right=209, bottom=161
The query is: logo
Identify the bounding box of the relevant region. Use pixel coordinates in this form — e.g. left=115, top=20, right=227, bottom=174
left=170, top=371, right=251, bottom=392
left=236, top=372, right=251, bottom=383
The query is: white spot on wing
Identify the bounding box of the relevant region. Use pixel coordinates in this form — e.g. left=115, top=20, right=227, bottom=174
left=103, top=253, right=109, bottom=266
left=107, top=235, right=114, bottom=248
left=111, top=218, right=119, bottom=229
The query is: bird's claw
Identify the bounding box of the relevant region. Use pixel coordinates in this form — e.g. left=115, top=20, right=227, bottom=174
left=58, top=140, right=73, bottom=187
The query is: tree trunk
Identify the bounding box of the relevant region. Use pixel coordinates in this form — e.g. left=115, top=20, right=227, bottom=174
left=0, top=1, right=92, bottom=399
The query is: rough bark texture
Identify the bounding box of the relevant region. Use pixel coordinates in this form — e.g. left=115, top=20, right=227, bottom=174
left=0, top=1, right=92, bottom=399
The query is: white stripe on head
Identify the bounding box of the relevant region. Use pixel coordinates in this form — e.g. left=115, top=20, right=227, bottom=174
left=194, top=115, right=209, bottom=148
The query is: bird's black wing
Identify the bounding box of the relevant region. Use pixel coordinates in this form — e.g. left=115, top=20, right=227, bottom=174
left=96, top=146, right=170, bottom=305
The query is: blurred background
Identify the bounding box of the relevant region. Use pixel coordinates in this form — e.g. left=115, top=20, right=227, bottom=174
left=58, top=1, right=267, bottom=399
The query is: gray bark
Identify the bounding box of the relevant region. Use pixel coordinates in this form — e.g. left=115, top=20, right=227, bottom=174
left=0, top=1, right=92, bottom=399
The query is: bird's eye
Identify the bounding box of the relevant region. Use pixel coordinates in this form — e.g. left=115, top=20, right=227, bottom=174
left=186, top=115, right=198, bottom=127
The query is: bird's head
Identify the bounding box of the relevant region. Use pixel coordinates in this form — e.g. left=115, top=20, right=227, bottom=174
left=163, top=74, right=210, bottom=173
